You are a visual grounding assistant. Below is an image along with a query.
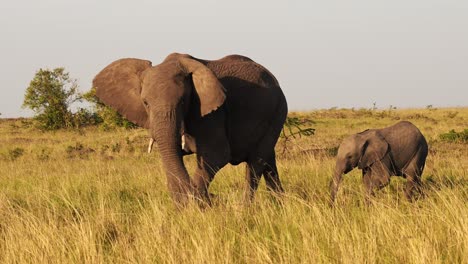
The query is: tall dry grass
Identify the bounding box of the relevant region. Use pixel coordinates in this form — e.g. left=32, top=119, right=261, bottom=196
left=0, top=107, right=466, bottom=263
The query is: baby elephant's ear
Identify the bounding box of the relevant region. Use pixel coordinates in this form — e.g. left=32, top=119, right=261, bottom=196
left=358, top=133, right=389, bottom=169
left=93, top=58, right=152, bottom=128
left=177, top=57, right=226, bottom=117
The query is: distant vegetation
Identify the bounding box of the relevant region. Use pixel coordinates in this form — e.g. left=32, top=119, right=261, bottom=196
left=280, top=117, right=315, bottom=154
left=22, top=67, right=135, bottom=130
left=439, top=129, right=468, bottom=143
left=22, top=68, right=82, bottom=130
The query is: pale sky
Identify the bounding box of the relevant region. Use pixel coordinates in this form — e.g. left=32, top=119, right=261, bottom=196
left=1, top=0, right=467, bottom=118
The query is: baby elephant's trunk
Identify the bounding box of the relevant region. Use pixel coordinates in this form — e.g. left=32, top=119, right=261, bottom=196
left=330, top=166, right=344, bottom=204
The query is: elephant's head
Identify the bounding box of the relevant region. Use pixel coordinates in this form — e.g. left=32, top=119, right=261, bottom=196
left=93, top=53, right=226, bottom=204
left=329, top=130, right=389, bottom=203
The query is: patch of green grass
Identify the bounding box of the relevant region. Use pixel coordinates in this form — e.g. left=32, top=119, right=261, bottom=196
left=439, top=129, right=468, bottom=143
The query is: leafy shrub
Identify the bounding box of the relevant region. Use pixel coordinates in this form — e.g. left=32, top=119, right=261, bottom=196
left=100, top=144, right=110, bottom=155
left=281, top=117, right=315, bottom=139
left=82, top=88, right=137, bottom=130
left=327, top=146, right=339, bottom=156
left=72, top=108, right=102, bottom=128
left=125, top=137, right=135, bottom=153
left=23, top=68, right=137, bottom=130
left=376, top=105, right=397, bottom=119
left=66, top=143, right=95, bottom=159
left=439, top=129, right=468, bottom=143
left=8, top=147, right=25, bottom=161
left=23, top=68, right=80, bottom=130
left=279, top=116, right=315, bottom=154
left=444, top=111, right=459, bottom=119
left=37, top=148, right=51, bottom=161
left=405, top=113, right=438, bottom=124
left=111, top=143, right=121, bottom=153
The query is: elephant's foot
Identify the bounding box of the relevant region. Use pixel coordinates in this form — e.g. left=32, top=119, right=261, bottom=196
left=404, top=175, right=424, bottom=202
left=404, top=186, right=424, bottom=202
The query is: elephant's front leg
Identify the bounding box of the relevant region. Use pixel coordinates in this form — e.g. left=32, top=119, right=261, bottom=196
left=363, top=166, right=391, bottom=205
left=192, top=155, right=227, bottom=206
left=362, top=169, right=375, bottom=206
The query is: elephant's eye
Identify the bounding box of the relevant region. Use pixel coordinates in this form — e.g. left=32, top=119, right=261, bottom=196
left=143, top=100, right=149, bottom=108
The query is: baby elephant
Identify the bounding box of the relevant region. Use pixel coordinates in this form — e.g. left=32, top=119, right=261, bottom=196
left=330, top=121, right=428, bottom=204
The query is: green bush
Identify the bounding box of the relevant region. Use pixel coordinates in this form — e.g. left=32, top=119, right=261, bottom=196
left=82, top=88, right=137, bottom=130
left=281, top=117, right=315, bottom=139
left=8, top=147, right=25, bottom=161
left=279, top=116, right=315, bottom=154
left=439, top=129, right=468, bottom=143
left=23, top=68, right=80, bottom=130
left=72, top=108, right=102, bottom=128
left=66, top=143, right=95, bottom=159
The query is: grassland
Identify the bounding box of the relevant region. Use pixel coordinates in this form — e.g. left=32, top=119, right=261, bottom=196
left=0, top=107, right=466, bottom=263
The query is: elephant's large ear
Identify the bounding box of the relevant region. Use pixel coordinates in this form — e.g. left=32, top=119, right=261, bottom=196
left=358, top=133, right=389, bottom=169
left=93, top=58, right=152, bottom=128
left=177, top=57, right=226, bottom=117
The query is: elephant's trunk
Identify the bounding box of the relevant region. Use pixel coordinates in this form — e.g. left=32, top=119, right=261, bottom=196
left=329, top=164, right=344, bottom=204
left=151, top=109, right=194, bottom=205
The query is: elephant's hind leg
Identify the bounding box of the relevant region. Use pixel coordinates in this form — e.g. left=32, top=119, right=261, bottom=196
left=404, top=177, right=422, bottom=201
left=403, top=163, right=424, bottom=201
left=244, top=146, right=283, bottom=202
left=402, top=149, right=426, bottom=201
left=193, top=156, right=227, bottom=206
left=263, top=153, right=284, bottom=194
left=244, top=160, right=265, bottom=202
left=244, top=153, right=284, bottom=203
left=244, top=102, right=286, bottom=202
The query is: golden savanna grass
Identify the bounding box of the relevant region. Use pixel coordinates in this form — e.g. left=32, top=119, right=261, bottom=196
left=0, top=107, right=466, bottom=263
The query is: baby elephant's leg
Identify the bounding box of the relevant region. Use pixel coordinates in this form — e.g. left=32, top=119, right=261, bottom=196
left=363, top=166, right=390, bottom=205
left=362, top=170, right=374, bottom=205
left=403, top=168, right=423, bottom=201
left=403, top=152, right=425, bottom=201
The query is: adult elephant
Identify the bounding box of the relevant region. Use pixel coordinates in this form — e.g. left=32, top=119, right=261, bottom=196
left=330, top=121, right=428, bottom=204
left=93, top=53, right=288, bottom=205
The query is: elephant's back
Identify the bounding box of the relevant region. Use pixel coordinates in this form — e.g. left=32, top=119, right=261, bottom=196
left=206, top=57, right=287, bottom=163
left=206, top=56, right=285, bottom=116
left=382, top=121, right=428, bottom=168
left=385, top=121, right=425, bottom=141
left=207, top=57, right=280, bottom=89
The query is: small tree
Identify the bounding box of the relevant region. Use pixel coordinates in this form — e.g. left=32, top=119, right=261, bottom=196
left=23, top=68, right=80, bottom=130
left=279, top=116, right=315, bottom=155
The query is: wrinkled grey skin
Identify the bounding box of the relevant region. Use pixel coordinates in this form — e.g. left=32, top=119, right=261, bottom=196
left=93, top=53, right=287, bottom=206
left=330, top=121, right=428, bottom=204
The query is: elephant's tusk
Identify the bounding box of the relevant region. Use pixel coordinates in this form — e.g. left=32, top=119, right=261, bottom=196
left=148, top=136, right=185, bottom=154
left=147, top=138, right=154, bottom=154
left=181, top=134, right=186, bottom=150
